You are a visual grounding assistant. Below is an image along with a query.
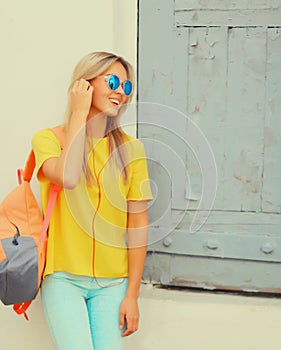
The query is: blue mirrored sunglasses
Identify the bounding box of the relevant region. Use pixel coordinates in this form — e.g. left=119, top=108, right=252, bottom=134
left=104, top=74, right=133, bottom=96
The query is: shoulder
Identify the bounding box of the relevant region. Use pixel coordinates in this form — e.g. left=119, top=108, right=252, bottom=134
left=122, top=134, right=147, bottom=159
left=32, top=128, right=56, bottom=141
left=123, top=134, right=145, bottom=149
left=32, top=125, right=65, bottom=148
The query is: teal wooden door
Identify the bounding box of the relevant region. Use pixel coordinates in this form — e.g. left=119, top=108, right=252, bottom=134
left=138, top=0, right=281, bottom=292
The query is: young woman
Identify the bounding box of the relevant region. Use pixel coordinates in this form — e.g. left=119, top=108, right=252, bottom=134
left=32, top=51, right=153, bottom=350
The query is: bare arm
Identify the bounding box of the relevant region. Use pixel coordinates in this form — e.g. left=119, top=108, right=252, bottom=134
left=41, top=79, right=93, bottom=189
left=120, top=200, right=149, bottom=337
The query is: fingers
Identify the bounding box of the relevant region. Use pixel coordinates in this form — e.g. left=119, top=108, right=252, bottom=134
left=78, top=78, right=91, bottom=91
left=121, top=315, right=139, bottom=337
left=70, top=79, right=93, bottom=115
left=72, top=79, right=93, bottom=93
left=119, top=311, right=125, bottom=330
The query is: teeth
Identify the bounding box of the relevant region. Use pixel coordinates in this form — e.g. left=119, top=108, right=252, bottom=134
left=110, top=99, right=120, bottom=105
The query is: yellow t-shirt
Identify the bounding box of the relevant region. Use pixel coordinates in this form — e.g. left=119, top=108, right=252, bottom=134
left=32, top=128, right=153, bottom=278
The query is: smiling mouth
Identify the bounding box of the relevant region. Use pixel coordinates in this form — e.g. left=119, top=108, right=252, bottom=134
left=109, top=98, right=120, bottom=106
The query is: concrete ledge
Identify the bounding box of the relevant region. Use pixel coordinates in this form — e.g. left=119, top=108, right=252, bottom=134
left=125, top=284, right=281, bottom=350
left=2, top=283, right=281, bottom=349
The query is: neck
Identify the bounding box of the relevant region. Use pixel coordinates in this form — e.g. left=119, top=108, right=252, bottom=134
left=86, top=113, right=108, bottom=138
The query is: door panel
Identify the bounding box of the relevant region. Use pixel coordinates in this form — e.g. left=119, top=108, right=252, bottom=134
left=138, top=0, right=281, bottom=292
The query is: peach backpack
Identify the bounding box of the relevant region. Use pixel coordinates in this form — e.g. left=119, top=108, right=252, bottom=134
left=0, top=126, right=65, bottom=319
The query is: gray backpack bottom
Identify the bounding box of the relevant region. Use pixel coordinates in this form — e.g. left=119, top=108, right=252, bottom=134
left=0, top=236, right=38, bottom=305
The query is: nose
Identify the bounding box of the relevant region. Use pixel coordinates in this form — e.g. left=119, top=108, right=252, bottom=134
left=115, top=83, right=125, bottom=95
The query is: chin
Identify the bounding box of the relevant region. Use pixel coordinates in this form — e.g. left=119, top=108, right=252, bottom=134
left=106, top=107, right=120, bottom=117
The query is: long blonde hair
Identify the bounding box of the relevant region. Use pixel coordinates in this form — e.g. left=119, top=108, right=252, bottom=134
left=64, top=51, right=135, bottom=183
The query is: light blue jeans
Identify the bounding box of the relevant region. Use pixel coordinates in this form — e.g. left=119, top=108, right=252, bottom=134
left=41, top=272, right=128, bottom=350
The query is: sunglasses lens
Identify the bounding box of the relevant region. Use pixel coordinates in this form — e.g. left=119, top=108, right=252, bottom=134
left=123, top=81, right=133, bottom=96
left=107, top=75, right=132, bottom=96
left=108, top=75, right=120, bottom=90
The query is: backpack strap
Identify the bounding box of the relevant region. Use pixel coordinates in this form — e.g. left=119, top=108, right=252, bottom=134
left=22, top=151, right=36, bottom=183
left=13, top=301, right=32, bottom=320
left=39, top=183, right=61, bottom=242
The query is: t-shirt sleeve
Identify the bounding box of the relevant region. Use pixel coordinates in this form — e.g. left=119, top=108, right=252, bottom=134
left=32, top=129, right=61, bottom=181
left=126, top=139, right=153, bottom=201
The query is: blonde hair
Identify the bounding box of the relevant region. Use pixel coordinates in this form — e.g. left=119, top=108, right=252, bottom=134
left=64, top=51, right=135, bottom=183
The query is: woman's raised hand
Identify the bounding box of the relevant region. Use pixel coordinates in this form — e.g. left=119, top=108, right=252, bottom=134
left=70, top=78, right=94, bottom=117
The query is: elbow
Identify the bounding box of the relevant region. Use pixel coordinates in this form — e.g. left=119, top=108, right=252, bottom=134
left=42, top=159, right=82, bottom=190
left=62, top=175, right=80, bottom=190
left=63, top=182, right=77, bottom=190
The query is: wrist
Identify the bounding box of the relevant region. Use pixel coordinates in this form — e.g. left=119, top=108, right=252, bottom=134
left=124, top=295, right=139, bottom=302
left=125, top=289, right=139, bottom=300
left=70, top=110, right=89, bottom=122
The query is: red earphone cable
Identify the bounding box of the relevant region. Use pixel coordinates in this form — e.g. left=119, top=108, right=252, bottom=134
left=91, top=135, right=125, bottom=289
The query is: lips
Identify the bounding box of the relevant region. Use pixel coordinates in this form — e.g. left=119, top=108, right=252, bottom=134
left=109, top=98, right=121, bottom=106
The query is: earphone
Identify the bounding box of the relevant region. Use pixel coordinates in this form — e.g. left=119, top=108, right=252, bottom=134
left=91, top=135, right=125, bottom=289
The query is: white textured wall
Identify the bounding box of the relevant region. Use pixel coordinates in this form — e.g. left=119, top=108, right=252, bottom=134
left=0, top=1, right=137, bottom=349
left=0, top=0, right=137, bottom=199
